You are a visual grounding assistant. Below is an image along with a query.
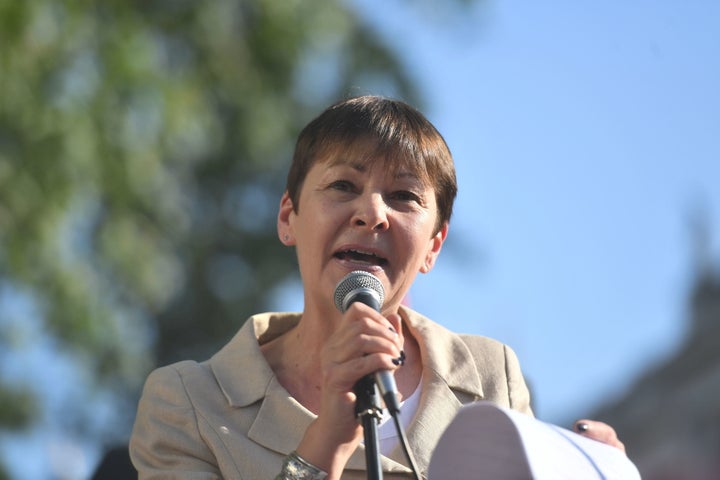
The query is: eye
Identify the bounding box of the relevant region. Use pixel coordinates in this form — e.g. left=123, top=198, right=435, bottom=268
left=389, top=190, right=422, bottom=204
left=328, top=180, right=355, bottom=192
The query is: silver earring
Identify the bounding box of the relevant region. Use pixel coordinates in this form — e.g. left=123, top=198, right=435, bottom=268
left=284, top=234, right=290, bottom=241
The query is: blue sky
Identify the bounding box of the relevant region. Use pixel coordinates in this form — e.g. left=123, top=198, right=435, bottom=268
left=350, top=0, right=720, bottom=423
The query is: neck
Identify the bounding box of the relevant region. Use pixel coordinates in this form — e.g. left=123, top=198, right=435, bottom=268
left=260, top=310, right=337, bottom=413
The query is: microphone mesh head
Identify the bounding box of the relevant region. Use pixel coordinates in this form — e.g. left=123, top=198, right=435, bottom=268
left=333, top=271, right=385, bottom=313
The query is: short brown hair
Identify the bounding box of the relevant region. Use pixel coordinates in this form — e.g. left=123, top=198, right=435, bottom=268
left=286, top=96, right=457, bottom=233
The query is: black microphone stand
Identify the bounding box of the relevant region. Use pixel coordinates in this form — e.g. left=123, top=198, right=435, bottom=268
left=354, top=375, right=383, bottom=480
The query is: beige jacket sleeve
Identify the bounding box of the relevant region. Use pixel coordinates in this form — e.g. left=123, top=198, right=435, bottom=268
left=130, top=363, right=224, bottom=479
left=458, top=334, right=534, bottom=417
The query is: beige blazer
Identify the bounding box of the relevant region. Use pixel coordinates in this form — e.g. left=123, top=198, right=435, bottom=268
left=130, top=307, right=533, bottom=479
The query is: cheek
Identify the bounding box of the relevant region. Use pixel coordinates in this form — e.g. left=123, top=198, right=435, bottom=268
left=295, top=200, right=345, bottom=241
left=399, top=223, right=434, bottom=258
left=405, top=213, right=436, bottom=241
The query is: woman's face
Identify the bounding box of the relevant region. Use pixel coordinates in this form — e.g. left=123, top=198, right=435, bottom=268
left=278, top=155, right=448, bottom=314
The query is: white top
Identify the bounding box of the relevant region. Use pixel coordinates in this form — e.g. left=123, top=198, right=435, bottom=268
left=376, top=380, right=423, bottom=456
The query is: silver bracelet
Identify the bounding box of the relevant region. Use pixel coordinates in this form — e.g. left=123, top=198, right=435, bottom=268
left=275, top=451, right=328, bottom=480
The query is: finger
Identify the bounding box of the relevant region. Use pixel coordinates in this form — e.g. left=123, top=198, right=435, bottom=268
left=334, top=305, right=402, bottom=354
left=574, top=420, right=626, bottom=453
left=323, top=350, right=400, bottom=392
left=345, top=303, right=398, bottom=333
left=328, top=332, right=401, bottom=366
left=322, top=314, right=401, bottom=380
left=330, top=315, right=400, bottom=356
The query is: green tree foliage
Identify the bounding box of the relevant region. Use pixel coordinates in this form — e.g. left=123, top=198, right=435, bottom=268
left=0, top=0, right=425, bottom=460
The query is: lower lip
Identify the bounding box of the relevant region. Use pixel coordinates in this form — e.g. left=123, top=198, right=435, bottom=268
left=334, top=257, right=386, bottom=273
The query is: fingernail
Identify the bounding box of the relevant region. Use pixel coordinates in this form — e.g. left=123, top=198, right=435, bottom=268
left=576, top=422, right=589, bottom=433
left=392, top=350, right=406, bottom=366
left=388, top=325, right=398, bottom=336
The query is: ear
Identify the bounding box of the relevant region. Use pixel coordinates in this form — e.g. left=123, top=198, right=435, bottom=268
left=420, top=222, right=449, bottom=273
left=277, top=191, right=296, bottom=246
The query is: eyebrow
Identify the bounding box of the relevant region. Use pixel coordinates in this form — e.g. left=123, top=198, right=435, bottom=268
left=395, top=171, right=421, bottom=181
left=327, top=160, right=421, bottom=182
left=325, top=158, right=367, bottom=171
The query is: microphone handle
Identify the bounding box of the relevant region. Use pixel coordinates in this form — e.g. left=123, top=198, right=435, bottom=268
left=354, top=375, right=380, bottom=419
left=345, top=290, right=401, bottom=415
left=375, top=371, right=400, bottom=415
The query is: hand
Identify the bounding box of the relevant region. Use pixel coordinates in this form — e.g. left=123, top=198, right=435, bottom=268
left=574, top=419, right=625, bottom=453
left=296, top=304, right=404, bottom=478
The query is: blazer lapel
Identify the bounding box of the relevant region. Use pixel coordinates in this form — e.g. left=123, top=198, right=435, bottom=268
left=247, top=376, right=316, bottom=453
left=209, top=313, right=312, bottom=455
left=398, top=307, right=486, bottom=476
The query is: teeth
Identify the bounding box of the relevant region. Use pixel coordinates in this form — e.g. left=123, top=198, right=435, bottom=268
left=349, top=249, right=376, bottom=257
left=336, top=249, right=386, bottom=265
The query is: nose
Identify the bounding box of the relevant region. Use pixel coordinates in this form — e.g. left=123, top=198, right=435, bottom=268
left=352, top=193, right=389, bottom=231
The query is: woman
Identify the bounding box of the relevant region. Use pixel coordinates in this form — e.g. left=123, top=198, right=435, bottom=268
left=130, top=96, right=623, bottom=479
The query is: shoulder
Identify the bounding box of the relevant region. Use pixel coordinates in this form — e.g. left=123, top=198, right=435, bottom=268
left=143, top=360, right=208, bottom=387
left=401, top=305, right=519, bottom=363
left=457, top=333, right=517, bottom=364
left=458, top=333, right=533, bottom=415
left=138, top=360, right=216, bottom=412
left=139, top=312, right=293, bottom=410
left=401, top=306, right=533, bottom=415
left=457, top=332, right=506, bottom=351
left=131, top=362, right=225, bottom=477
left=401, top=306, right=510, bottom=362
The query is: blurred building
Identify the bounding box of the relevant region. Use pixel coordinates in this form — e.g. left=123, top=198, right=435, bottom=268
left=589, top=222, right=720, bottom=480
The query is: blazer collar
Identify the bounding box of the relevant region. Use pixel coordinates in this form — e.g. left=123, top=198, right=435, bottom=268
left=399, top=306, right=485, bottom=399
left=209, top=312, right=300, bottom=408
left=396, top=306, right=486, bottom=474
left=208, top=313, right=320, bottom=457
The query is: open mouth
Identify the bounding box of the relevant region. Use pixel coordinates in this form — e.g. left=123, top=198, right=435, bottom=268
left=334, top=249, right=388, bottom=266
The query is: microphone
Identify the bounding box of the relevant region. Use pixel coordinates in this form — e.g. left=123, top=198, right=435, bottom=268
left=334, top=270, right=401, bottom=415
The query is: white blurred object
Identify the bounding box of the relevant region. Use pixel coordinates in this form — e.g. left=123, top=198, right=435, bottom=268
left=429, top=402, right=640, bottom=480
